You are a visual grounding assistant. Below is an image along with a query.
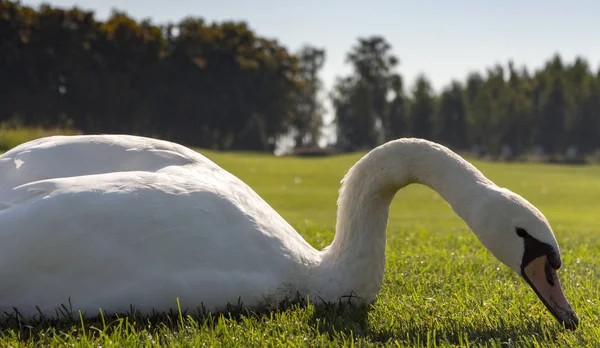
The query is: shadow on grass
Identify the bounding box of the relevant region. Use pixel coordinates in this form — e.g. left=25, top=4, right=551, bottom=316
left=0, top=297, right=305, bottom=342
left=0, top=297, right=565, bottom=346
left=366, top=317, right=562, bottom=346
left=304, top=300, right=565, bottom=346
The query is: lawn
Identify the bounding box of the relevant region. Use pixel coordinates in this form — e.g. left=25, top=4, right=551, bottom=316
left=1, top=148, right=599, bottom=347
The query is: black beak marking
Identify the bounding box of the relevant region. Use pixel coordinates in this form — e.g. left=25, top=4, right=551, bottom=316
left=516, top=227, right=560, bottom=270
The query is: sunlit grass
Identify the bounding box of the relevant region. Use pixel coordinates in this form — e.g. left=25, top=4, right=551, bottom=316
left=0, top=126, right=81, bottom=151
left=1, top=146, right=599, bottom=346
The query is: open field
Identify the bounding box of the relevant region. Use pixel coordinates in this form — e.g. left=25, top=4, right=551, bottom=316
left=0, top=127, right=81, bottom=152
left=1, top=148, right=599, bottom=347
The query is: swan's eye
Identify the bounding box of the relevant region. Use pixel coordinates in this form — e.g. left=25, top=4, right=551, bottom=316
left=547, top=251, right=562, bottom=270
left=516, top=227, right=527, bottom=237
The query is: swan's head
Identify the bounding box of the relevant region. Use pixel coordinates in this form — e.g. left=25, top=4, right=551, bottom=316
left=469, top=187, right=579, bottom=330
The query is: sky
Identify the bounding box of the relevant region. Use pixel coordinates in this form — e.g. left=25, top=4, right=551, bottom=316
left=18, top=0, right=600, bottom=143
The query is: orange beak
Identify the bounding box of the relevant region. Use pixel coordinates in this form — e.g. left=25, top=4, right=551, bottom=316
left=522, top=255, right=579, bottom=330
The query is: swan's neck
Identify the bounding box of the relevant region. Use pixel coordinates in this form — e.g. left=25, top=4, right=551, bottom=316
left=317, top=139, right=495, bottom=301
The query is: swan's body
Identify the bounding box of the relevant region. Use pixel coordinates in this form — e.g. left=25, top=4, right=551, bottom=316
left=0, top=135, right=578, bottom=329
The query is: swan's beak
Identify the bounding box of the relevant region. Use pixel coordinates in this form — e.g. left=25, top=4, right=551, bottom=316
left=522, top=255, right=579, bottom=330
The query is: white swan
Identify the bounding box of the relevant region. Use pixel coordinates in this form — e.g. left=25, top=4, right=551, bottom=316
left=0, top=135, right=578, bottom=329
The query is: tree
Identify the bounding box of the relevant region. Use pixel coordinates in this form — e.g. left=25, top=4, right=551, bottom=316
left=292, top=45, right=326, bottom=148
left=435, top=81, right=467, bottom=149
left=337, top=36, right=400, bottom=145
left=564, top=57, right=599, bottom=155
left=483, top=65, right=508, bottom=155
left=535, top=56, right=571, bottom=157
left=500, top=62, right=534, bottom=157
left=408, top=74, right=435, bottom=140
left=386, top=74, right=408, bottom=140
left=464, top=72, right=485, bottom=150
left=332, top=77, right=378, bottom=151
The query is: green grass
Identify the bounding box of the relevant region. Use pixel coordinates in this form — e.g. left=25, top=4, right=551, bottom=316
left=1, top=149, right=599, bottom=347
left=0, top=126, right=81, bottom=152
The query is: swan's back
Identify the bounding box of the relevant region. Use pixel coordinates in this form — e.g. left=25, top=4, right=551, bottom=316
left=0, top=134, right=217, bottom=198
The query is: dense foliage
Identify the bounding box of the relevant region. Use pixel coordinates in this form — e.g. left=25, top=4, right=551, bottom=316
left=0, top=1, right=325, bottom=152
left=2, top=2, right=600, bottom=159
left=332, top=36, right=600, bottom=160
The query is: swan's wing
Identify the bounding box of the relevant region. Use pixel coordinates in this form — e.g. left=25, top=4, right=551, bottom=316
left=0, top=134, right=219, bottom=197
left=0, top=169, right=309, bottom=316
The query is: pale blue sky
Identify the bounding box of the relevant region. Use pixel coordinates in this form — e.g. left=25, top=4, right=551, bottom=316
left=19, top=0, right=600, bottom=133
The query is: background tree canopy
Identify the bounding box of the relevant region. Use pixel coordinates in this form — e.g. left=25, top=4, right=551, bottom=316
left=2, top=2, right=600, bottom=160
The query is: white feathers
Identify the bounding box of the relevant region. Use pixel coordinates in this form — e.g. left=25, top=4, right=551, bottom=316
left=14, top=158, right=24, bottom=169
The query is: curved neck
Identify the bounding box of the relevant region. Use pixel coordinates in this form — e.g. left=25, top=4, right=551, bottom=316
left=318, top=139, right=495, bottom=300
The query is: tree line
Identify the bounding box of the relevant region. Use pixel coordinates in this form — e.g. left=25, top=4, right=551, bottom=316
left=2, top=2, right=600, bottom=160
left=0, top=1, right=325, bottom=152
left=333, top=37, right=600, bottom=161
